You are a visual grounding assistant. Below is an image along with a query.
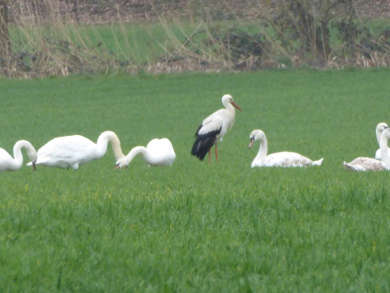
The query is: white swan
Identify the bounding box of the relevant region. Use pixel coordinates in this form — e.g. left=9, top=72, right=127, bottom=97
left=248, top=129, right=323, bottom=168
left=28, top=131, right=124, bottom=170
left=375, top=122, right=389, bottom=160
left=116, top=138, right=176, bottom=168
left=0, top=140, right=37, bottom=171
left=344, top=127, right=390, bottom=171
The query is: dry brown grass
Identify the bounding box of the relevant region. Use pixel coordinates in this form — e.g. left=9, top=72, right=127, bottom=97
left=2, top=0, right=390, bottom=78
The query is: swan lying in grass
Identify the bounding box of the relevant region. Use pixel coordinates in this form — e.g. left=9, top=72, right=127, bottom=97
left=344, top=127, right=390, bottom=171
left=116, top=138, right=176, bottom=168
left=0, top=140, right=37, bottom=171
left=248, top=129, right=323, bottom=168
left=375, top=122, right=389, bottom=160
left=28, top=131, right=124, bottom=170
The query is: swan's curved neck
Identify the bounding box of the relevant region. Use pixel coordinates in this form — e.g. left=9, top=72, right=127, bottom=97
left=253, top=136, right=268, bottom=165
left=124, top=146, right=147, bottom=165
left=380, top=134, right=390, bottom=166
left=376, top=130, right=383, bottom=146
left=12, top=140, right=36, bottom=169
left=96, top=131, right=124, bottom=160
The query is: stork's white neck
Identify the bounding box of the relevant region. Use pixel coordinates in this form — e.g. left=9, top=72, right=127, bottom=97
left=223, top=100, right=236, bottom=113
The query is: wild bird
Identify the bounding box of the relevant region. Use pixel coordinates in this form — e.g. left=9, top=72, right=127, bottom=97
left=0, top=140, right=37, bottom=171
left=115, top=138, right=176, bottom=168
left=344, top=127, right=390, bottom=171
left=375, top=122, right=389, bottom=160
left=248, top=129, right=323, bottom=168
left=27, top=131, right=124, bottom=170
left=191, top=94, right=241, bottom=161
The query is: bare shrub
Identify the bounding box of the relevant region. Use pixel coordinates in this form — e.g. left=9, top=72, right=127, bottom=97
left=1, top=0, right=390, bottom=77
left=0, top=0, right=11, bottom=66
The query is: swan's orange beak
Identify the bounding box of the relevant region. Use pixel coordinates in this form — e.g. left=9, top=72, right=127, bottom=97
left=231, top=101, right=241, bottom=111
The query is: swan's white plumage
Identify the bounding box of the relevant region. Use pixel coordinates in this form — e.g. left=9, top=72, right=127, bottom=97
left=0, top=140, right=37, bottom=171
left=375, top=122, right=389, bottom=160
left=344, top=127, right=390, bottom=172
left=255, top=151, right=323, bottom=168
left=116, top=138, right=176, bottom=168
left=28, top=131, right=124, bottom=170
left=248, top=129, right=323, bottom=168
left=343, top=157, right=386, bottom=171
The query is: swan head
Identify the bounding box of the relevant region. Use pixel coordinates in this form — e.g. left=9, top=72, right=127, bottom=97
left=115, top=157, right=128, bottom=169
left=377, top=122, right=389, bottom=135
left=248, top=129, right=265, bottom=148
left=26, top=144, right=37, bottom=171
left=382, top=127, right=390, bottom=140
left=222, top=94, right=241, bottom=111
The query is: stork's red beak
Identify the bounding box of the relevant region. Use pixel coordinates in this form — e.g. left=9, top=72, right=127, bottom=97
left=231, top=101, right=241, bottom=111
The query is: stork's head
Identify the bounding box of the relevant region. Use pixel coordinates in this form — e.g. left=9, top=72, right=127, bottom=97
left=248, top=129, right=265, bottom=148
left=222, top=94, right=241, bottom=111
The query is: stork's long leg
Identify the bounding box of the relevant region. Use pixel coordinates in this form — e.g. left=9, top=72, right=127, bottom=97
left=208, top=149, right=211, bottom=163
left=215, top=142, right=218, bottom=161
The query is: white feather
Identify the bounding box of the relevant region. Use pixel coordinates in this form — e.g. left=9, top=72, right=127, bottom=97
left=116, top=138, right=176, bottom=168
left=0, top=140, right=37, bottom=171
left=248, top=129, right=323, bottom=168
left=27, top=131, right=124, bottom=170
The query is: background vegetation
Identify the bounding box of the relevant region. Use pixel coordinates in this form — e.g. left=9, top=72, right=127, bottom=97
left=1, top=69, right=390, bottom=291
left=0, top=0, right=389, bottom=77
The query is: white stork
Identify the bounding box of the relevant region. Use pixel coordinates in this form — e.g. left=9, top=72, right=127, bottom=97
left=191, top=94, right=241, bottom=161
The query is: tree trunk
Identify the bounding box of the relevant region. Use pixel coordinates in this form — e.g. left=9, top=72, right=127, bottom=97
left=0, top=0, right=10, bottom=63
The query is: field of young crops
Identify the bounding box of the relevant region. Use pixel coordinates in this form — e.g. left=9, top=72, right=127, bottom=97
left=1, top=69, right=390, bottom=291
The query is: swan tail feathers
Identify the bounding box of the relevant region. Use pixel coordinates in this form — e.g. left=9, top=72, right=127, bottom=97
left=312, top=158, right=324, bottom=166
left=343, top=161, right=358, bottom=171
left=191, top=129, right=220, bottom=161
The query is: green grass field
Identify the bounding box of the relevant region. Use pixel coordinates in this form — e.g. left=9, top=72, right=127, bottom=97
left=1, top=69, right=390, bottom=291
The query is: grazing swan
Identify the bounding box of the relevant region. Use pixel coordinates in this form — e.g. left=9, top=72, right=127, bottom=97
left=248, top=129, right=323, bottom=168
left=0, top=140, right=37, bottom=171
left=344, top=127, right=390, bottom=171
left=116, top=138, right=176, bottom=168
left=375, top=122, right=389, bottom=160
left=28, top=131, right=124, bottom=170
left=191, top=94, right=241, bottom=162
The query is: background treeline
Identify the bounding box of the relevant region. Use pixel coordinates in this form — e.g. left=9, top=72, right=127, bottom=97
left=1, top=0, right=390, bottom=77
